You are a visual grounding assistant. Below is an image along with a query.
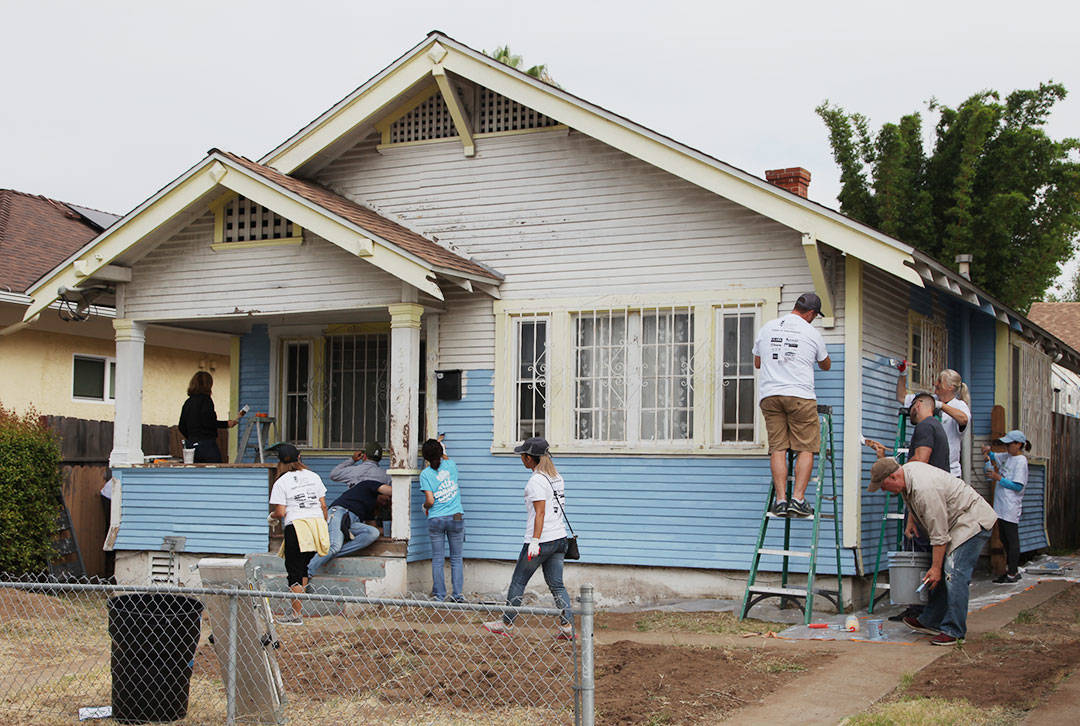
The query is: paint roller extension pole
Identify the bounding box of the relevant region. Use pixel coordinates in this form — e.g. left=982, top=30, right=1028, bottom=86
left=579, top=584, right=595, bottom=726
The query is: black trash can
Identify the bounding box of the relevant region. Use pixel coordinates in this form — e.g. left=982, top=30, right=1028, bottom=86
left=108, top=593, right=204, bottom=723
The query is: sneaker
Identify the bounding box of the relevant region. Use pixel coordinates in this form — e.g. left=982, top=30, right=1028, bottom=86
left=555, top=622, right=575, bottom=641
left=930, top=633, right=961, bottom=646
left=276, top=613, right=303, bottom=626
left=1006, top=573, right=1022, bottom=583
left=787, top=499, right=815, bottom=518
left=770, top=500, right=789, bottom=517
left=483, top=620, right=512, bottom=636
left=992, top=573, right=1022, bottom=584
left=902, top=615, right=939, bottom=635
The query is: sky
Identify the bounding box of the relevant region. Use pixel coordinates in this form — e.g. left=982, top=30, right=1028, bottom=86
left=3, top=0, right=1079, bottom=287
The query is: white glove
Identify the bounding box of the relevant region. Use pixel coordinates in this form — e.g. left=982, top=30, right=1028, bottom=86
left=527, top=538, right=540, bottom=560
left=267, top=513, right=280, bottom=524
left=935, top=398, right=943, bottom=411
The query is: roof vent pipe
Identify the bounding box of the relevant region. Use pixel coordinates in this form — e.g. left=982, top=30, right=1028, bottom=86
left=955, top=254, right=973, bottom=280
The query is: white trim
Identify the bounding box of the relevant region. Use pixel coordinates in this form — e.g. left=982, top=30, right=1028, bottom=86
left=71, top=352, right=117, bottom=404
left=842, top=256, right=862, bottom=549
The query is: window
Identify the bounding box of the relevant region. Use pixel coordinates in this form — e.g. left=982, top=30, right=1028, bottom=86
left=72, top=355, right=116, bottom=402
left=494, top=291, right=776, bottom=454
left=516, top=317, right=548, bottom=439
left=908, top=312, right=947, bottom=390
left=282, top=342, right=311, bottom=444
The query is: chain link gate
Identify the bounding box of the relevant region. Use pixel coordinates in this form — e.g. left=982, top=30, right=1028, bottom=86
left=0, top=576, right=595, bottom=725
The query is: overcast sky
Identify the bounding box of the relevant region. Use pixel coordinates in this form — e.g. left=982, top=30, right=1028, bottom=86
left=4, top=0, right=1078, bottom=286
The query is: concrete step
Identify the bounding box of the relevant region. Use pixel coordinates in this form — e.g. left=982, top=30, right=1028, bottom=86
left=244, top=553, right=382, bottom=617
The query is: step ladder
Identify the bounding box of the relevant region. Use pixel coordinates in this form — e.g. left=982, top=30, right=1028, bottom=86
left=740, top=405, right=844, bottom=624
left=868, top=405, right=911, bottom=613
left=238, top=414, right=276, bottom=463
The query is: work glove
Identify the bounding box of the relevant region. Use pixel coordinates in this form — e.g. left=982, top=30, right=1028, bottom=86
left=896, top=359, right=907, bottom=373
left=527, top=538, right=540, bottom=560
left=935, top=398, right=943, bottom=411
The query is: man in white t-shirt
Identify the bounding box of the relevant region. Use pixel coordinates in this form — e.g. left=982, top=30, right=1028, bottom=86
left=752, top=293, right=831, bottom=518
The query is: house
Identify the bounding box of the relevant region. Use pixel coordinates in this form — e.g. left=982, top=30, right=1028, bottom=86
left=16, top=33, right=1077, bottom=599
left=0, top=188, right=232, bottom=428
left=1027, top=302, right=1080, bottom=417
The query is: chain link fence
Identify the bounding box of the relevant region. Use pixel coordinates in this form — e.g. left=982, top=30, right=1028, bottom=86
left=0, top=574, right=595, bottom=725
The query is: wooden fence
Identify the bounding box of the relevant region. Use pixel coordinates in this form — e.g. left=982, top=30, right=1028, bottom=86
left=1047, top=413, right=1080, bottom=550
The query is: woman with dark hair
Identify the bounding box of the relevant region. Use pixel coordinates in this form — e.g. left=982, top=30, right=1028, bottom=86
left=268, top=443, right=328, bottom=625
left=984, top=430, right=1031, bottom=584
left=178, top=371, right=242, bottom=463
left=420, top=437, right=464, bottom=602
left=484, top=437, right=573, bottom=640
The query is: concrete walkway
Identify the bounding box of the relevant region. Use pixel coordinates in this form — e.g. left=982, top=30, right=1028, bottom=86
left=1021, top=669, right=1080, bottom=725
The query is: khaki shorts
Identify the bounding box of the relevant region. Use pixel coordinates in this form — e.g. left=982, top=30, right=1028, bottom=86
left=760, top=395, right=820, bottom=453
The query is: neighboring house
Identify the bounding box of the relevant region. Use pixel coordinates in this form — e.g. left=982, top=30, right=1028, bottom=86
left=17, top=33, right=1076, bottom=597
left=1027, top=302, right=1080, bottom=417
left=0, top=188, right=231, bottom=428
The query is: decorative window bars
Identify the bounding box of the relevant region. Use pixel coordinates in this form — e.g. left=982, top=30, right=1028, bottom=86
left=717, top=305, right=758, bottom=442
left=222, top=196, right=295, bottom=243
left=282, top=341, right=311, bottom=445
left=324, top=334, right=390, bottom=450
left=516, top=317, right=548, bottom=439
left=908, top=312, right=948, bottom=390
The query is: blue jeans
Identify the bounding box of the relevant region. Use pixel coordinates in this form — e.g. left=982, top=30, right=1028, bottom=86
left=428, top=515, right=465, bottom=601
left=307, top=506, right=380, bottom=576
left=502, top=538, right=571, bottom=626
left=920, top=529, right=990, bottom=639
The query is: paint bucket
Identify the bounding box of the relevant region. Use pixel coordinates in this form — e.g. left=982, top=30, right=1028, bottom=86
left=182, top=448, right=196, bottom=464
left=888, top=551, right=931, bottom=605
left=865, top=619, right=886, bottom=640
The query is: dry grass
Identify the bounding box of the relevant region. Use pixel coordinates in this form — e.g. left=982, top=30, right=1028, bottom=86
left=842, top=697, right=1023, bottom=726
left=632, top=610, right=784, bottom=635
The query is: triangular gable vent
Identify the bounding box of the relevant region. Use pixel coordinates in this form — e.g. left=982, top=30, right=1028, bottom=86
left=388, top=84, right=561, bottom=145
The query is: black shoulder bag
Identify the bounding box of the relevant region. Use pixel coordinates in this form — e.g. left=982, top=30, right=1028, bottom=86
left=542, top=475, right=580, bottom=560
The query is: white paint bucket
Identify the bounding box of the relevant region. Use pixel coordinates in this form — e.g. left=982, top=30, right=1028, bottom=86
left=888, top=551, right=931, bottom=605
left=866, top=619, right=886, bottom=640
left=182, top=448, right=196, bottom=464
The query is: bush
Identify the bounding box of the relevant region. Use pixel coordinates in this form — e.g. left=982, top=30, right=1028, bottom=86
left=0, top=405, right=62, bottom=573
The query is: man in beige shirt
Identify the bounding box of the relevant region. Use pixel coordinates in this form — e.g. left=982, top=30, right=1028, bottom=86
left=869, top=458, right=997, bottom=646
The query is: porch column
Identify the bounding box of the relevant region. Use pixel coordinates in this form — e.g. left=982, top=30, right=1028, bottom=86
left=387, top=303, right=423, bottom=539
left=110, top=319, right=146, bottom=467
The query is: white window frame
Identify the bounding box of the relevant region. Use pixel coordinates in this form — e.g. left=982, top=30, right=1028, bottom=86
left=71, top=354, right=116, bottom=403
left=714, top=304, right=764, bottom=446
left=514, top=315, right=550, bottom=440
left=493, top=289, right=780, bottom=456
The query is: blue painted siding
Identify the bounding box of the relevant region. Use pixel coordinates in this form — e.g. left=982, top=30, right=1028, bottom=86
left=114, top=468, right=270, bottom=554
left=415, top=366, right=857, bottom=575
left=970, top=314, right=996, bottom=437
left=238, top=325, right=271, bottom=462
left=1019, top=464, right=1049, bottom=552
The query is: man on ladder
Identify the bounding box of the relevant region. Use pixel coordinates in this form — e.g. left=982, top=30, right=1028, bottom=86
left=752, top=292, right=831, bottom=518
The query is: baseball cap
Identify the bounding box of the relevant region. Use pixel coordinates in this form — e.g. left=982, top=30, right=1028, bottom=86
left=868, top=457, right=900, bottom=492
left=513, top=437, right=550, bottom=457
left=997, top=430, right=1027, bottom=445
left=795, top=292, right=824, bottom=317
left=266, top=442, right=300, bottom=463
left=364, top=441, right=384, bottom=461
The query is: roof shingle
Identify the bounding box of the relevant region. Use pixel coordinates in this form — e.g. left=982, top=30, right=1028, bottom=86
left=1027, top=302, right=1080, bottom=353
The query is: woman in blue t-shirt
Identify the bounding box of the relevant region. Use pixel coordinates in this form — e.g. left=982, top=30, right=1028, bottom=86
left=420, top=438, right=465, bottom=601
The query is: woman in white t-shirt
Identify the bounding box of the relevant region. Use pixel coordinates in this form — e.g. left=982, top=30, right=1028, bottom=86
left=268, top=443, right=327, bottom=624
left=897, top=367, right=971, bottom=477
left=483, top=437, right=573, bottom=640
left=984, top=430, right=1030, bottom=584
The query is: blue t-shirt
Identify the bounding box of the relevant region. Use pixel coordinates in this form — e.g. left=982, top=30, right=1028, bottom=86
left=419, top=459, right=463, bottom=517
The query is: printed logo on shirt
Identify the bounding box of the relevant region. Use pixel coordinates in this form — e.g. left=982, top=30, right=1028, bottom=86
left=433, top=469, right=458, bottom=504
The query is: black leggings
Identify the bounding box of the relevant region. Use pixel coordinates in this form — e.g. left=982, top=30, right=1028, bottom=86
left=998, top=520, right=1020, bottom=575
left=283, top=525, right=315, bottom=587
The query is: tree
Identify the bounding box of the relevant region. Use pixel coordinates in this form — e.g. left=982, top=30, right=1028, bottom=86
left=0, top=405, right=62, bottom=574
left=816, top=83, right=1080, bottom=311
left=484, top=44, right=560, bottom=87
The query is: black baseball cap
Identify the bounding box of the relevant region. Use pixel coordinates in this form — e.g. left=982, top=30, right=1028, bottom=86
left=266, top=442, right=300, bottom=463
left=514, top=437, right=550, bottom=457
left=364, top=441, right=384, bottom=461
left=795, top=292, right=824, bottom=317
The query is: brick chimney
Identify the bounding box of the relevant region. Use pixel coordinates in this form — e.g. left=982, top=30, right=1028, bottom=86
left=765, top=167, right=812, bottom=198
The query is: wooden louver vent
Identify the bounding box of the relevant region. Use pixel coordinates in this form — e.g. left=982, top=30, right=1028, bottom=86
left=223, top=196, right=295, bottom=243
left=388, top=86, right=559, bottom=144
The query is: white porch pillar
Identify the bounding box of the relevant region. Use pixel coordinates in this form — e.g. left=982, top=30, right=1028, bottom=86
left=110, top=319, right=147, bottom=467
left=387, top=302, right=423, bottom=539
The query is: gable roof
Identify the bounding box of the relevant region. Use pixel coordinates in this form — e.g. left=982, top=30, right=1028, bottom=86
left=216, top=151, right=498, bottom=281
left=0, top=189, right=118, bottom=293
left=1028, top=303, right=1080, bottom=353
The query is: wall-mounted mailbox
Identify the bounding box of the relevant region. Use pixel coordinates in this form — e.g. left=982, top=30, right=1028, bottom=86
left=436, top=370, right=462, bottom=400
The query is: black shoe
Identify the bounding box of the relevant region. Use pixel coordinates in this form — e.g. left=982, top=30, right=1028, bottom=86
left=770, top=500, right=789, bottom=517
left=787, top=499, right=814, bottom=518
left=992, top=574, right=1010, bottom=584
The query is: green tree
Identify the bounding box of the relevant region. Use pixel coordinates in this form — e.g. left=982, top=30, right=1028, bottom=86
left=0, top=405, right=61, bottom=574
left=484, top=44, right=560, bottom=87
left=816, top=83, right=1080, bottom=311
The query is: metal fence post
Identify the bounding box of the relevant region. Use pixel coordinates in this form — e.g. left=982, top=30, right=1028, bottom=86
left=226, top=586, right=239, bottom=726
left=578, top=584, right=595, bottom=726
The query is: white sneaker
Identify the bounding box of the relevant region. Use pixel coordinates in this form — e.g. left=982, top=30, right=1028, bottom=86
left=556, top=622, right=575, bottom=641
left=276, top=613, right=303, bottom=626
left=483, top=620, right=512, bottom=636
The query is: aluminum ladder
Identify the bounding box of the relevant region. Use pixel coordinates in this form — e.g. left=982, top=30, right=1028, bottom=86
left=740, top=405, right=844, bottom=624
left=237, top=414, right=276, bottom=463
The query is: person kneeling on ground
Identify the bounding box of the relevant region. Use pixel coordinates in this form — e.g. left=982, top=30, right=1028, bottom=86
left=869, top=458, right=997, bottom=646
left=307, top=478, right=392, bottom=577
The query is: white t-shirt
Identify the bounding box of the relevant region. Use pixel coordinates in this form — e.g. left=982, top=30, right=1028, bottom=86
left=269, top=469, right=327, bottom=527
left=903, top=394, right=970, bottom=477
left=992, top=453, right=1027, bottom=524
left=523, top=472, right=567, bottom=544
left=752, top=313, right=829, bottom=402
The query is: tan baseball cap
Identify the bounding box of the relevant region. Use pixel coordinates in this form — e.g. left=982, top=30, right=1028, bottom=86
left=868, top=457, right=900, bottom=492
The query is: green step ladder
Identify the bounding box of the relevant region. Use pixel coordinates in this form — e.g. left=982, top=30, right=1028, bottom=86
left=740, top=405, right=844, bottom=624
left=868, top=406, right=912, bottom=613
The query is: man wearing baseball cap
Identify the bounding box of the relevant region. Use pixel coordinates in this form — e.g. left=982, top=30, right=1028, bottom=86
left=751, top=293, right=831, bottom=518
left=869, top=458, right=997, bottom=645
left=329, top=441, right=391, bottom=488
